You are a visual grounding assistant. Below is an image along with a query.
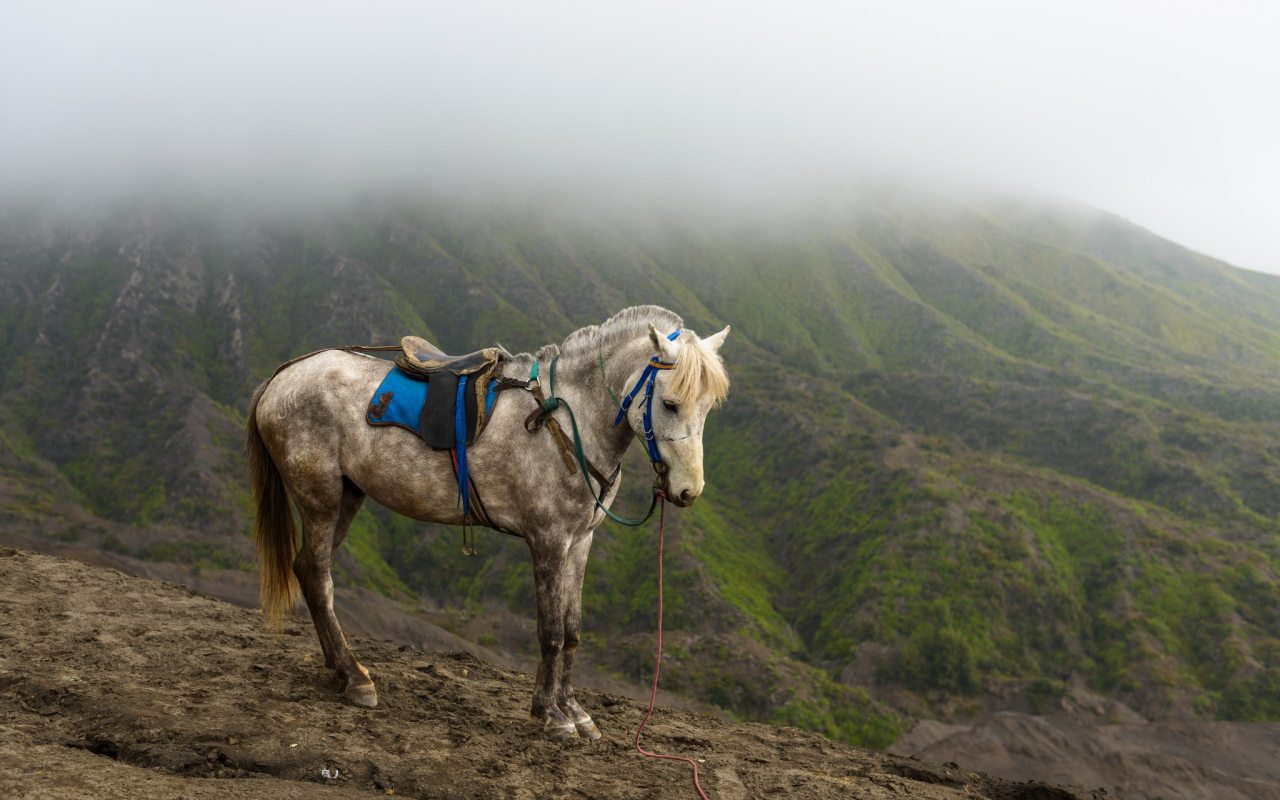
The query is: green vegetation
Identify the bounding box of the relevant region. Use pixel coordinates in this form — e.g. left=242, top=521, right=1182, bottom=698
left=898, top=624, right=978, bottom=693
left=334, top=510, right=415, bottom=599
left=2, top=192, right=1280, bottom=747
left=771, top=679, right=903, bottom=749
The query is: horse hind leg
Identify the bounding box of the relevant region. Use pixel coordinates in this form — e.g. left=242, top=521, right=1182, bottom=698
left=307, top=479, right=365, bottom=670
left=293, top=477, right=377, bottom=707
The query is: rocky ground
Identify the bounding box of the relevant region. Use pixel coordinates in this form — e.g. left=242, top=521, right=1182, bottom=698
left=0, top=548, right=1099, bottom=800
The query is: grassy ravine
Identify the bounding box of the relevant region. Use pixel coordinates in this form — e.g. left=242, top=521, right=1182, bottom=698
left=2, top=192, right=1280, bottom=747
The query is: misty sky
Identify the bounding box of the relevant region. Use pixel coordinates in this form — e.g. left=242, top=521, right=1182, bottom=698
left=3, top=1, right=1277, bottom=272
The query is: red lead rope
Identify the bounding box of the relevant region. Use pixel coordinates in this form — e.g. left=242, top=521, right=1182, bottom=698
left=633, top=492, right=711, bottom=800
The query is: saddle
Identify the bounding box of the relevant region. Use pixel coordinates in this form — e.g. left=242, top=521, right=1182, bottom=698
left=398, top=336, right=502, bottom=379
left=366, top=336, right=528, bottom=553
left=386, top=332, right=506, bottom=445
left=367, top=336, right=506, bottom=449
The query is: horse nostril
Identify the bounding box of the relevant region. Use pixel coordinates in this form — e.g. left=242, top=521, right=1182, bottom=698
left=680, top=489, right=693, bottom=503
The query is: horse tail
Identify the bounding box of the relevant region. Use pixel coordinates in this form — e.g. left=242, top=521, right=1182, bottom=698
left=246, top=378, right=298, bottom=631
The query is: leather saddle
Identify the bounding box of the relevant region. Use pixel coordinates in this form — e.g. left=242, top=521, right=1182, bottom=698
left=397, top=335, right=503, bottom=378
left=365, top=336, right=507, bottom=450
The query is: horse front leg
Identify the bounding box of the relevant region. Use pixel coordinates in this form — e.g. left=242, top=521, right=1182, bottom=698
left=557, top=529, right=600, bottom=740
left=528, top=534, right=578, bottom=739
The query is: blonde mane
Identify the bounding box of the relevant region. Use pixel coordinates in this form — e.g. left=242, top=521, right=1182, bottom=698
left=668, top=330, right=730, bottom=408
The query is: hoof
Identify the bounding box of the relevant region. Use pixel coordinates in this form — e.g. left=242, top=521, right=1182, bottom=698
left=544, top=720, right=579, bottom=740
left=346, top=681, right=378, bottom=708
left=574, top=718, right=602, bottom=741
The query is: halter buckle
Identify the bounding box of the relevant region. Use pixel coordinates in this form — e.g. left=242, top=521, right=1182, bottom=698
left=651, top=460, right=670, bottom=491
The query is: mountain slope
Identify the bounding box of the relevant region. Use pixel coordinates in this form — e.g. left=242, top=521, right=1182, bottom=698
left=1, top=191, right=1278, bottom=747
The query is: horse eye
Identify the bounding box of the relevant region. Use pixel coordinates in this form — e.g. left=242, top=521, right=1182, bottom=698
left=662, top=399, right=679, bottom=413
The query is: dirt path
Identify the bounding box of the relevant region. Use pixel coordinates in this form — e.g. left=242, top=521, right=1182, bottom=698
left=0, top=548, right=1098, bottom=799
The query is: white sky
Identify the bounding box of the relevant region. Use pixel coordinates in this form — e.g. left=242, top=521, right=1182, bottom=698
left=2, top=1, right=1277, bottom=272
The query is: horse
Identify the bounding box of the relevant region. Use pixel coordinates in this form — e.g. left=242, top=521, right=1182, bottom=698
left=245, top=305, right=730, bottom=739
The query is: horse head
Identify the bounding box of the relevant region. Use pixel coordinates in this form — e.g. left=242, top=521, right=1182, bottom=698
left=622, top=323, right=731, bottom=507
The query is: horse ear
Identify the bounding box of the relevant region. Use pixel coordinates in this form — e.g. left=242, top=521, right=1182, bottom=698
left=648, top=323, right=678, bottom=360
left=702, top=325, right=730, bottom=353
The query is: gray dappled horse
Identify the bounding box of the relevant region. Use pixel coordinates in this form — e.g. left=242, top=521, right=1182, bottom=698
left=246, top=306, right=729, bottom=739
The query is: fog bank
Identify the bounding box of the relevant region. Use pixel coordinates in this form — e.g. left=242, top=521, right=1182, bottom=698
left=3, top=2, right=1277, bottom=271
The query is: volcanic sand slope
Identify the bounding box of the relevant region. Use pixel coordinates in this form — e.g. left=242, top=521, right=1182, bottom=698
left=893, top=713, right=1280, bottom=800
left=0, top=548, right=1099, bottom=800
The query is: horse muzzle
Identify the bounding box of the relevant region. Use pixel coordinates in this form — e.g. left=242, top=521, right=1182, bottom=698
left=668, top=488, right=699, bottom=508
left=661, top=474, right=701, bottom=507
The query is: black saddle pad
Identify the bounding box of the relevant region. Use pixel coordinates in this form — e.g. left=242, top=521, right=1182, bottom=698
left=366, top=367, right=485, bottom=449
left=420, top=370, right=479, bottom=449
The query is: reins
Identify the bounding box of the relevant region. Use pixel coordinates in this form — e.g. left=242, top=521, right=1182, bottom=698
left=524, top=329, right=682, bottom=528
left=634, top=491, right=711, bottom=800
left=544, top=331, right=712, bottom=796
left=525, top=354, right=663, bottom=527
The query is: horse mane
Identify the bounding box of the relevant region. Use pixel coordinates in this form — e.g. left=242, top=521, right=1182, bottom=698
left=537, top=305, right=729, bottom=408
left=668, top=329, right=730, bottom=409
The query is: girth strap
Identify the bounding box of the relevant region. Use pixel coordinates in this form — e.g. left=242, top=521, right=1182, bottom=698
left=454, top=376, right=471, bottom=516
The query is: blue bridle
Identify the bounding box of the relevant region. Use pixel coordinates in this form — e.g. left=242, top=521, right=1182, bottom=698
left=525, top=328, right=683, bottom=527
left=613, top=329, right=681, bottom=465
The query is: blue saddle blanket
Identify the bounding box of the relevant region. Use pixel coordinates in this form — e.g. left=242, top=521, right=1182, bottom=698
left=366, top=366, right=499, bottom=520
left=366, top=367, right=430, bottom=434
left=365, top=366, right=497, bottom=447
